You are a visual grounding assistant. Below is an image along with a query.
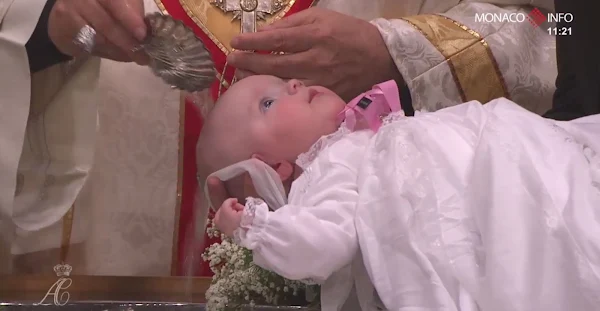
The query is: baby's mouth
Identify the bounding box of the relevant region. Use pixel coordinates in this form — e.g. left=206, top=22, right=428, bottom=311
left=308, top=89, right=320, bottom=103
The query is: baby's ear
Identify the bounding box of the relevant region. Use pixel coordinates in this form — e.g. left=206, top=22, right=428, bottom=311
left=251, top=154, right=294, bottom=181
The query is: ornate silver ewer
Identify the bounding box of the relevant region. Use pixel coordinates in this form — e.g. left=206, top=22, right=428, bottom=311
left=143, top=13, right=217, bottom=92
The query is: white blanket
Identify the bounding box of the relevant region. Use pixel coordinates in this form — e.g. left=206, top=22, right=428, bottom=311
left=357, top=99, right=600, bottom=310
left=236, top=98, right=600, bottom=310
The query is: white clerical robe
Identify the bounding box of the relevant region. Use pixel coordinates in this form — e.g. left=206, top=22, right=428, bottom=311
left=0, top=0, right=99, bottom=272
left=0, top=0, right=558, bottom=276
left=316, top=0, right=557, bottom=114
left=0, top=0, right=181, bottom=276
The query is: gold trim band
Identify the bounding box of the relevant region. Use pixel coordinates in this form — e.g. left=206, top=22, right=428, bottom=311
left=401, top=14, right=509, bottom=104
left=153, top=0, right=169, bottom=14
left=59, top=206, right=75, bottom=263
left=170, top=92, right=187, bottom=275
left=177, top=0, right=319, bottom=55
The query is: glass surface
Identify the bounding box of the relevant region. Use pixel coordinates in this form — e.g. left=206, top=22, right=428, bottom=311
left=0, top=304, right=311, bottom=311
left=3, top=61, right=199, bottom=278
left=1, top=0, right=314, bottom=308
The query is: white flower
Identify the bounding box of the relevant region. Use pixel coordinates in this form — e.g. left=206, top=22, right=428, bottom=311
left=202, top=219, right=319, bottom=311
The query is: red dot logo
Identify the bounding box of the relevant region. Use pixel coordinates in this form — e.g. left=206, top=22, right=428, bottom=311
left=527, top=8, right=546, bottom=27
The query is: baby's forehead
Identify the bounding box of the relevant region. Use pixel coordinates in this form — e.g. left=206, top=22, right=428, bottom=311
left=230, top=75, right=282, bottom=94
left=213, top=75, right=283, bottom=114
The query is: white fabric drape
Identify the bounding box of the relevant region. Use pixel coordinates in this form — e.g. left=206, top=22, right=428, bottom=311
left=0, top=0, right=47, bottom=260
left=237, top=99, right=600, bottom=310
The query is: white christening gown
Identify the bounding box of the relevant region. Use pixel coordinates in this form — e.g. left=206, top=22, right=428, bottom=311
left=234, top=98, right=600, bottom=311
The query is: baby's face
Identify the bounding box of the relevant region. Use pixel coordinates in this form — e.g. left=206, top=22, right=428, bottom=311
left=222, top=75, right=346, bottom=161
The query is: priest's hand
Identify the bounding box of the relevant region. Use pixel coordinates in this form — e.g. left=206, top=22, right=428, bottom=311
left=227, top=7, right=403, bottom=101
left=48, top=0, right=149, bottom=64
left=214, top=198, right=244, bottom=237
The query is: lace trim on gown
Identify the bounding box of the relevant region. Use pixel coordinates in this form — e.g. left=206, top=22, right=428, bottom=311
left=295, top=111, right=410, bottom=170
left=295, top=110, right=411, bottom=171
left=233, top=197, right=268, bottom=247
left=295, top=121, right=351, bottom=170
left=382, top=110, right=407, bottom=125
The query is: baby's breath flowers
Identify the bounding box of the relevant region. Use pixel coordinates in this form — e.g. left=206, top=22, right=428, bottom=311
left=202, top=219, right=320, bottom=311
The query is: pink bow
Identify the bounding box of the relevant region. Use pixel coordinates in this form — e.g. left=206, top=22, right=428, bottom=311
left=337, top=80, right=402, bottom=132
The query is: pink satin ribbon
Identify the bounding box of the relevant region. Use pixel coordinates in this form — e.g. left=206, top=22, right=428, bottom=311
left=337, top=80, right=402, bottom=132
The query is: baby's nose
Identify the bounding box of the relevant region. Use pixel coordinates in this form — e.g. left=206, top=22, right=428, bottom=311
left=286, top=79, right=304, bottom=94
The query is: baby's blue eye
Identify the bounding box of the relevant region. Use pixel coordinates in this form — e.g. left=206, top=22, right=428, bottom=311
left=261, top=99, right=275, bottom=111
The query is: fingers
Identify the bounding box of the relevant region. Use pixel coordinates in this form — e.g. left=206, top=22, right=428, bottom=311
left=95, top=0, right=149, bottom=64
left=230, top=25, right=314, bottom=53
left=207, top=176, right=229, bottom=209
left=48, top=2, right=89, bottom=57
left=94, top=45, right=134, bottom=62
left=100, top=0, right=147, bottom=40
left=100, top=0, right=149, bottom=64
left=232, top=202, right=245, bottom=212
left=228, top=51, right=311, bottom=79
left=258, top=9, right=316, bottom=31
left=214, top=198, right=242, bottom=236
left=222, top=198, right=238, bottom=209
left=77, top=1, right=138, bottom=54
left=49, top=0, right=148, bottom=63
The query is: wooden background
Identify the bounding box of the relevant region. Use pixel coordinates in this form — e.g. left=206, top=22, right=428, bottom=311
left=0, top=276, right=211, bottom=303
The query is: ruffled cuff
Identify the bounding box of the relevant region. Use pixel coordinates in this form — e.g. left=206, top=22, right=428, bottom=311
left=233, top=197, right=269, bottom=249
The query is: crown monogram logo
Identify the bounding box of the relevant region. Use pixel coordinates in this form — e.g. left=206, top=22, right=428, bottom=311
left=53, top=264, right=73, bottom=277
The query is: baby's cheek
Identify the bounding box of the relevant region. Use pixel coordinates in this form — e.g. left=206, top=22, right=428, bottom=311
left=276, top=105, right=310, bottom=125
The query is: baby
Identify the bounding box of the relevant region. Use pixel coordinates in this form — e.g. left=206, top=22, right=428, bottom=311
left=196, top=75, right=600, bottom=311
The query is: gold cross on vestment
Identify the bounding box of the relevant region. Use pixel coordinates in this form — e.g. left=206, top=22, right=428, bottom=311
left=211, top=0, right=287, bottom=33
